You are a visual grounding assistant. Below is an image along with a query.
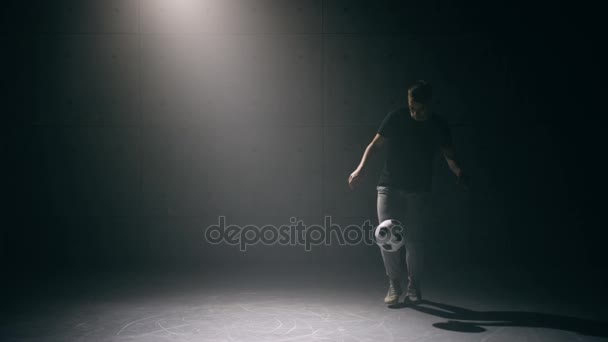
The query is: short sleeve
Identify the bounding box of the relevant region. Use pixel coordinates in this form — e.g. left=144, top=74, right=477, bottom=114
left=377, top=109, right=398, bottom=138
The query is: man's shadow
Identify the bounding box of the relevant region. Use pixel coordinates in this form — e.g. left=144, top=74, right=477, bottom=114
left=388, top=299, right=608, bottom=337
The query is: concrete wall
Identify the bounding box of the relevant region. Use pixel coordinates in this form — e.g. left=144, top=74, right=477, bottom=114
left=2, top=0, right=602, bottom=276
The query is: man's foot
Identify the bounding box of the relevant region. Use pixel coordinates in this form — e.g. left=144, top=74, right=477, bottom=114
left=404, top=280, right=422, bottom=303
left=384, top=278, right=402, bottom=305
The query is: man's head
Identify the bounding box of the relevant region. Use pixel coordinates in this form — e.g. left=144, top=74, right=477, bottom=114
left=407, top=80, right=432, bottom=121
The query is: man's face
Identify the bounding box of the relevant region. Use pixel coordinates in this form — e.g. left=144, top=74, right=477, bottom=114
left=408, top=95, right=430, bottom=121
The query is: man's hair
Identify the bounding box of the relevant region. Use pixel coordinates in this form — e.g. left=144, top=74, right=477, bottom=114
left=408, top=80, right=432, bottom=104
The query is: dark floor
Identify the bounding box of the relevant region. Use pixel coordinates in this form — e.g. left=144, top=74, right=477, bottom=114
left=1, top=264, right=607, bottom=341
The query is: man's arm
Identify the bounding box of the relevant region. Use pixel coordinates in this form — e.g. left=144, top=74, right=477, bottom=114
left=441, top=144, right=462, bottom=177
left=356, top=133, right=385, bottom=173
left=441, top=144, right=469, bottom=190
left=348, top=133, right=385, bottom=190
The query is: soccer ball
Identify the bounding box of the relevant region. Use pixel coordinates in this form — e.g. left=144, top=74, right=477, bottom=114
left=374, top=219, right=405, bottom=252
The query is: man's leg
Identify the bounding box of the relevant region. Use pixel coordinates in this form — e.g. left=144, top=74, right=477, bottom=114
left=403, top=192, right=432, bottom=302
left=377, top=186, right=406, bottom=304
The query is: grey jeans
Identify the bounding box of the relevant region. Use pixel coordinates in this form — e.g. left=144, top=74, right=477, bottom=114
left=377, top=186, right=432, bottom=283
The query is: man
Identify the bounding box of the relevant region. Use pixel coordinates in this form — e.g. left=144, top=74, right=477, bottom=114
left=348, top=80, right=468, bottom=305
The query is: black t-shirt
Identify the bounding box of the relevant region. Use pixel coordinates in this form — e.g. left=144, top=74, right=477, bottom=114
left=377, top=106, right=452, bottom=192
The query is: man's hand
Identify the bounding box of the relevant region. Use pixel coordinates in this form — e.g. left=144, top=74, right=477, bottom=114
left=348, top=169, right=366, bottom=190
left=457, top=171, right=470, bottom=191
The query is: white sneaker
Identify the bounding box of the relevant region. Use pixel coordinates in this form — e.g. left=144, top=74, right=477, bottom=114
left=384, top=278, right=402, bottom=304
left=405, top=279, right=422, bottom=303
